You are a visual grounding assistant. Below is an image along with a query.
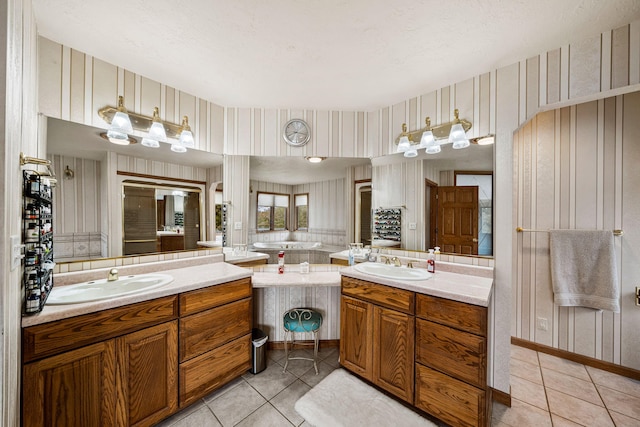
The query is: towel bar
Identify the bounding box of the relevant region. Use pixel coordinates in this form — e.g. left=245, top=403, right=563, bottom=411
left=516, top=227, right=623, bottom=236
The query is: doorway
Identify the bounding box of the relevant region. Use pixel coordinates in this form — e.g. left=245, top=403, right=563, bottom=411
left=354, top=180, right=372, bottom=246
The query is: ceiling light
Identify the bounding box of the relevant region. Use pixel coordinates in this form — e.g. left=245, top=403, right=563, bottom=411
left=474, top=135, right=495, bottom=145
left=107, top=96, right=133, bottom=142
left=305, top=156, right=326, bottom=163
left=178, top=116, right=194, bottom=148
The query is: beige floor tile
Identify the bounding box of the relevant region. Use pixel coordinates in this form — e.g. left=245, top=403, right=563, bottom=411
left=242, top=362, right=298, bottom=400
left=597, top=385, right=640, bottom=420
left=546, top=388, right=614, bottom=427
left=156, top=400, right=209, bottom=426
left=269, top=380, right=312, bottom=426
left=164, top=406, right=222, bottom=427
left=510, top=345, right=539, bottom=366
left=538, top=353, right=590, bottom=381
left=609, top=410, right=640, bottom=427
left=550, top=414, right=585, bottom=427
left=235, top=403, right=295, bottom=427
left=492, top=399, right=552, bottom=427
left=587, top=366, right=640, bottom=398
left=299, top=361, right=338, bottom=388
left=268, top=349, right=287, bottom=364
left=206, top=381, right=267, bottom=427
left=510, top=375, right=548, bottom=410
left=202, top=377, right=245, bottom=404
left=510, top=357, right=543, bottom=385
left=541, top=367, right=603, bottom=406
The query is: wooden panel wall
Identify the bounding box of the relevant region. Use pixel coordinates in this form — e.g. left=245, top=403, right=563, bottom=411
left=513, top=92, right=640, bottom=369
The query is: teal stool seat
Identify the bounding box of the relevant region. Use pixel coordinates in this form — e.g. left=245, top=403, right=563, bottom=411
left=282, top=308, right=323, bottom=375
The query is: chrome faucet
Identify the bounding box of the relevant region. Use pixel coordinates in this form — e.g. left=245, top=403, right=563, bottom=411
left=107, top=268, right=119, bottom=282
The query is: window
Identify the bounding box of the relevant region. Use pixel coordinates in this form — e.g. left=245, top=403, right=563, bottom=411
left=257, top=192, right=289, bottom=232
left=294, top=193, right=308, bottom=231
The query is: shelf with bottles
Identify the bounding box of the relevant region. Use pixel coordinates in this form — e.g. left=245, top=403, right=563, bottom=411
left=22, top=171, right=55, bottom=315
left=372, top=208, right=402, bottom=242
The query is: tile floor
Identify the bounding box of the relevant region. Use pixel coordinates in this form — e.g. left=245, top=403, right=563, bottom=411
left=156, top=344, right=640, bottom=426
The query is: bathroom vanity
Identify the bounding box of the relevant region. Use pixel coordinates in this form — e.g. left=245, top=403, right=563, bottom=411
left=21, top=260, right=252, bottom=427
left=339, top=264, right=493, bottom=427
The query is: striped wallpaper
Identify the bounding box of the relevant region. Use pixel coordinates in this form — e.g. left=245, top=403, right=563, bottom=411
left=36, top=19, right=640, bottom=394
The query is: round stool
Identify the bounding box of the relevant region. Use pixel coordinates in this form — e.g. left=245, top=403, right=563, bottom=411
left=282, top=308, right=323, bottom=375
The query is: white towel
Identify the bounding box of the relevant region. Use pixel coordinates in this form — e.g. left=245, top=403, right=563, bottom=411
left=549, top=230, right=619, bottom=313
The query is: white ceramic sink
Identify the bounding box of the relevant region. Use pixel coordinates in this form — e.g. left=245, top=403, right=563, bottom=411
left=354, top=262, right=432, bottom=281
left=47, top=273, right=174, bottom=305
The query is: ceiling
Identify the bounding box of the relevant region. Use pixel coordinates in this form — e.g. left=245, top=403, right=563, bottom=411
left=32, top=0, right=640, bottom=111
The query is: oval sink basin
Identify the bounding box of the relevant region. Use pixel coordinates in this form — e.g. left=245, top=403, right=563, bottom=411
left=354, top=262, right=432, bottom=281
left=47, top=273, right=174, bottom=305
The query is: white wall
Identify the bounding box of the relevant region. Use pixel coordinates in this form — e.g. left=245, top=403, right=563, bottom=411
left=513, top=92, right=640, bottom=369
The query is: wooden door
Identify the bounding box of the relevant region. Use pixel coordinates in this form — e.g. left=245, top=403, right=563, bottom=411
left=23, top=341, right=117, bottom=427
left=123, top=186, right=158, bottom=255
left=116, top=321, right=178, bottom=427
left=372, top=306, right=415, bottom=403
left=436, top=186, right=479, bottom=254
left=183, top=191, right=201, bottom=250
left=339, top=295, right=373, bottom=381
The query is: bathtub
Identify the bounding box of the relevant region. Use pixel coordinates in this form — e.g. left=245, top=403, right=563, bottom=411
left=252, top=241, right=322, bottom=250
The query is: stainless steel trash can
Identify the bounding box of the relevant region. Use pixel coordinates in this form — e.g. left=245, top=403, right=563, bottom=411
left=250, top=328, right=268, bottom=374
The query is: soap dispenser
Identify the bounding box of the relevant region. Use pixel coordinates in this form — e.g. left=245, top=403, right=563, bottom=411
left=427, top=249, right=436, bottom=273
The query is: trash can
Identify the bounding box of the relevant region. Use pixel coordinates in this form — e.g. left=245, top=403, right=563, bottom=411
left=250, top=328, right=268, bottom=374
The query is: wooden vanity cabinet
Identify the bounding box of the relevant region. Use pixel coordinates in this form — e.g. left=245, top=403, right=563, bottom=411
left=340, top=277, right=415, bottom=403
left=22, top=297, right=179, bottom=427
left=178, top=278, right=252, bottom=408
left=414, top=294, right=489, bottom=427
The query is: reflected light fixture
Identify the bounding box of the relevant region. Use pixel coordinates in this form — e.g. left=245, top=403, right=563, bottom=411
left=396, top=124, right=412, bottom=156
left=305, top=156, right=326, bottom=163
left=107, top=96, right=133, bottom=145
left=474, top=135, right=495, bottom=145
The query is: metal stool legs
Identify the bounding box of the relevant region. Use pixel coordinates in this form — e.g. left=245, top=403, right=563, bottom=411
left=282, top=308, right=322, bottom=375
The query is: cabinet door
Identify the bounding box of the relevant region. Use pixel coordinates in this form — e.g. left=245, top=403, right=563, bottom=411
left=372, top=305, right=415, bottom=403
left=23, top=341, right=117, bottom=427
left=116, top=321, right=178, bottom=427
left=340, top=295, right=373, bottom=381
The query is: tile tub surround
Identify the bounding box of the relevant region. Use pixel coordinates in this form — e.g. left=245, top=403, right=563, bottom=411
left=23, top=256, right=251, bottom=327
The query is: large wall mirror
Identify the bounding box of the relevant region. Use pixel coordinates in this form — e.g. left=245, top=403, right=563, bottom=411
left=44, top=117, right=223, bottom=262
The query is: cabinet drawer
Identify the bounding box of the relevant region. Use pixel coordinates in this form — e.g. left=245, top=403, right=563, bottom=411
left=179, top=334, right=251, bottom=408
left=23, top=296, right=179, bottom=363
left=416, top=319, right=486, bottom=388
left=415, top=363, right=487, bottom=427
left=180, top=297, right=252, bottom=362
left=416, top=294, right=487, bottom=336
left=341, top=277, right=414, bottom=314
left=179, top=278, right=252, bottom=316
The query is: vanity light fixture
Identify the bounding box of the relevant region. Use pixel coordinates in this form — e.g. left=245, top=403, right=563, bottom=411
left=63, top=165, right=75, bottom=180
left=106, top=96, right=134, bottom=145
left=395, top=109, right=472, bottom=155
left=305, top=156, right=326, bottom=163
left=141, top=107, right=167, bottom=148
left=178, top=116, right=195, bottom=148
left=473, top=135, right=495, bottom=145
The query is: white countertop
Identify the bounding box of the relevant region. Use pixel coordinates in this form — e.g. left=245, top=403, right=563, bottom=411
left=252, top=271, right=341, bottom=288
left=197, top=240, right=223, bottom=247
left=23, top=262, right=252, bottom=327
left=157, top=231, right=184, bottom=236
left=340, top=262, right=493, bottom=307
left=224, top=251, right=270, bottom=264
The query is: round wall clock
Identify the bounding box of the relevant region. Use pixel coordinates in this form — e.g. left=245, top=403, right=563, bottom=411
left=283, top=119, right=311, bottom=147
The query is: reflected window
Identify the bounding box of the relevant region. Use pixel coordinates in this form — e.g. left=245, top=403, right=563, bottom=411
left=257, top=192, right=289, bottom=232
left=294, top=193, right=308, bottom=231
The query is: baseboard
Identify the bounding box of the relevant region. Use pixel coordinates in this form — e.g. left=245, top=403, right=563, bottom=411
left=512, top=337, right=640, bottom=381
left=268, top=339, right=340, bottom=351
left=491, top=387, right=511, bottom=407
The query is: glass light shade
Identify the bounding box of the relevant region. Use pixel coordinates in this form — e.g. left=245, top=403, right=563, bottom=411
left=306, top=157, right=324, bottom=163
left=141, top=137, right=160, bottom=148
left=109, top=111, right=133, bottom=135
left=397, top=136, right=411, bottom=152
left=178, top=129, right=195, bottom=148
left=171, top=142, right=187, bottom=153
left=106, top=129, right=130, bottom=145
left=403, top=149, right=418, bottom=158
left=476, top=135, right=495, bottom=145
left=425, top=140, right=441, bottom=154
left=449, top=123, right=470, bottom=149
left=418, top=131, right=435, bottom=148
left=147, top=121, right=167, bottom=143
